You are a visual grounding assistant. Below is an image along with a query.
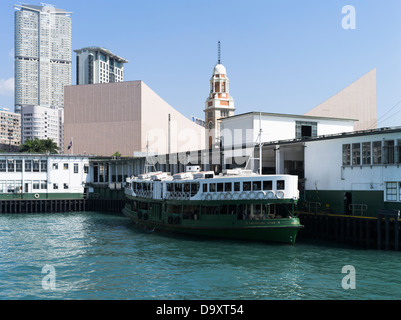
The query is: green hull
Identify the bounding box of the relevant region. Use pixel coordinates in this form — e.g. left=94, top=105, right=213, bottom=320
left=122, top=201, right=303, bottom=245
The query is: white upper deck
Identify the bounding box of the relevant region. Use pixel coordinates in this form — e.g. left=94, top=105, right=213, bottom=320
left=125, top=168, right=299, bottom=202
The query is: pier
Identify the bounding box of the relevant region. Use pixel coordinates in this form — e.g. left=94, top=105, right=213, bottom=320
left=0, top=198, right=87, bottom=214
left=0, top=198, right=125, bottom=214
left=297, top=210, right=401, bottom=251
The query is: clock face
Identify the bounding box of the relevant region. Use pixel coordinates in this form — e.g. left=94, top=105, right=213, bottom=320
left=208, top=121, right=213, bottom=129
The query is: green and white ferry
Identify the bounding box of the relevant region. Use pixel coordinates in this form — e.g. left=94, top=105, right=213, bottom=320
left=123, top=167, right=303, bottom=245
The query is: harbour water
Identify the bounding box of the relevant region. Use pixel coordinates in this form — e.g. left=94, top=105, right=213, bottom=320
left=1, top=211, right=400, bottom=300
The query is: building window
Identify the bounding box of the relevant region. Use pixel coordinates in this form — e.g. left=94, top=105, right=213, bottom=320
left=33, top=161, right=40, bottom=172
left=40, top=160, right=47, bottom=172
left=74, top=163, right=78, bottom=173
left=16, top=160, right=22, bottom=172
left=397, top=141, right=401, bottom=164
left=7, top=160, right=14, bottom=172
left=373, top=141, right=382, bottom=165
left=84, top=164, right=89, bottom=173
left=383, top=140, right=395, bottom=164
left=362, top=142, right=371, bottom=165
left=296, top=121, right=317, bottom=139
left=25, top=160, right=32, bottom=172
left=0, top=161, right=6, bottom=172
left=352, top=143, right=361, bottom=165
left=342, top=144, right=351, bottom=165
left=386, top=182, right=397, bottom=201
left=64, top=163, right=68, bottom=170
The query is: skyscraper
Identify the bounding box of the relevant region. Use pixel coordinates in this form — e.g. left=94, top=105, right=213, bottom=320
left=74, top=47, right=128, bottom=85
left=14, top=4, right=72, bottom=146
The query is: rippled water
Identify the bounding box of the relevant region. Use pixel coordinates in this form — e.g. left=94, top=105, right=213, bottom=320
left=1, top=211, right=400, bottom=300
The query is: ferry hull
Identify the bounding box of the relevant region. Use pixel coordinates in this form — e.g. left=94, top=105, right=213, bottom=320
left=122, top=207, right=303, bottom=245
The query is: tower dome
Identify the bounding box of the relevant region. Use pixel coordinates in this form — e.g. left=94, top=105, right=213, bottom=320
left=213, top=64, right=226, bottom=75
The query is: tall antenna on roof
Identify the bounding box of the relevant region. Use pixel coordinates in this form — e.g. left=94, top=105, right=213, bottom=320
left=217, top=41, right=221, bottom=64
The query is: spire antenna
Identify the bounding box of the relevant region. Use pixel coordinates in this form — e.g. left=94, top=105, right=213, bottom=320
left=217, top=41, right=221, bottom=64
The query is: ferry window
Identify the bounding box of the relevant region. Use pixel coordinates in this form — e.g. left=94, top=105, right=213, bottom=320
left=184, top=184, right=190, bottom=193
left=352, top=143, right=361, bottom=165
left=170, top=205, right=181, bottom=213
left=41, top=181, right=47, bottom=189
left=217, top=183, right=223, bottom=192
left=63, top=163, right=68, bottom=170
left=362, top=142, right=371, bottom=165
left=263, top=181, right=272, bottom=190
left=243, top=182, right=251, bottom=191
left=191, top=183, right=199, bottom=195
left=210, top=183, right=216, bottom=192
left=253, top=181, right=261, bottom=191
left=74, top=163, right=79, bottom=173
left=205, top=206, right=218, bottom=215
left=167, top=184, right=172, bottom=192
left=52, top=163, right=58, bottom=170
left=225, top=182, right=232, bottom=192
left=140, top=202, right=148, bottom=210
left=373, top=141, right=382, bottom=164
left=84, top=164, right=89, bottom=173
left=33, top=181, right=40, bottom=190
left=174, top=184, right=182, bottom=192
left=53, top=183, right=58, bottom=190
left=277, top=180, right=285, bottom=190
left=24, top=160, right=32, bottom=172
left=64, top=183, right=69, bottom=189
left=203, top=184, right=207, bottom=192
left=16, top=160, right=22, bottom=172
left=40, top=160, right=47, bottom=172
left=342, top=144, right=351, bottom=165
left=234, top=182, right=240, bottom=192
left=205, top=173, right=214, bottom=179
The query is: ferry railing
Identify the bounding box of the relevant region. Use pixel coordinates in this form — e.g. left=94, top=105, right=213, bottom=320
left=349, top=204, right=368, bottom=216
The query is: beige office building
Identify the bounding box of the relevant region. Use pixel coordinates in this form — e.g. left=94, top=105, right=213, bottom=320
left=64, top=81, right=206, bottom=156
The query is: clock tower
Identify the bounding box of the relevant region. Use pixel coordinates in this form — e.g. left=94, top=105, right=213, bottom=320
left=204, top=42, right=235, bottom=149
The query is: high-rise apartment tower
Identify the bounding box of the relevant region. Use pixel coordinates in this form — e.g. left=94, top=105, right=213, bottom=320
left=74, top=47, right=128, bottom=85
left=14, top=4, right=72, bottom=146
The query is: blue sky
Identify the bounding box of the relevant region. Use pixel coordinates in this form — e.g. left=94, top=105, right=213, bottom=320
left=1, top=0, right=401, bottom=127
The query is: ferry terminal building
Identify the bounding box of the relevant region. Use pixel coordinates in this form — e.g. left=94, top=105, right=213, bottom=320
left=0, top=56, right=398, bottom=217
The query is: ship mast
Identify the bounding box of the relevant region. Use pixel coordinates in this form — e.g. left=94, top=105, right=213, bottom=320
left=259, top=112, right=262, bottom=175
left=244, top=112, right=263, bottom=174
